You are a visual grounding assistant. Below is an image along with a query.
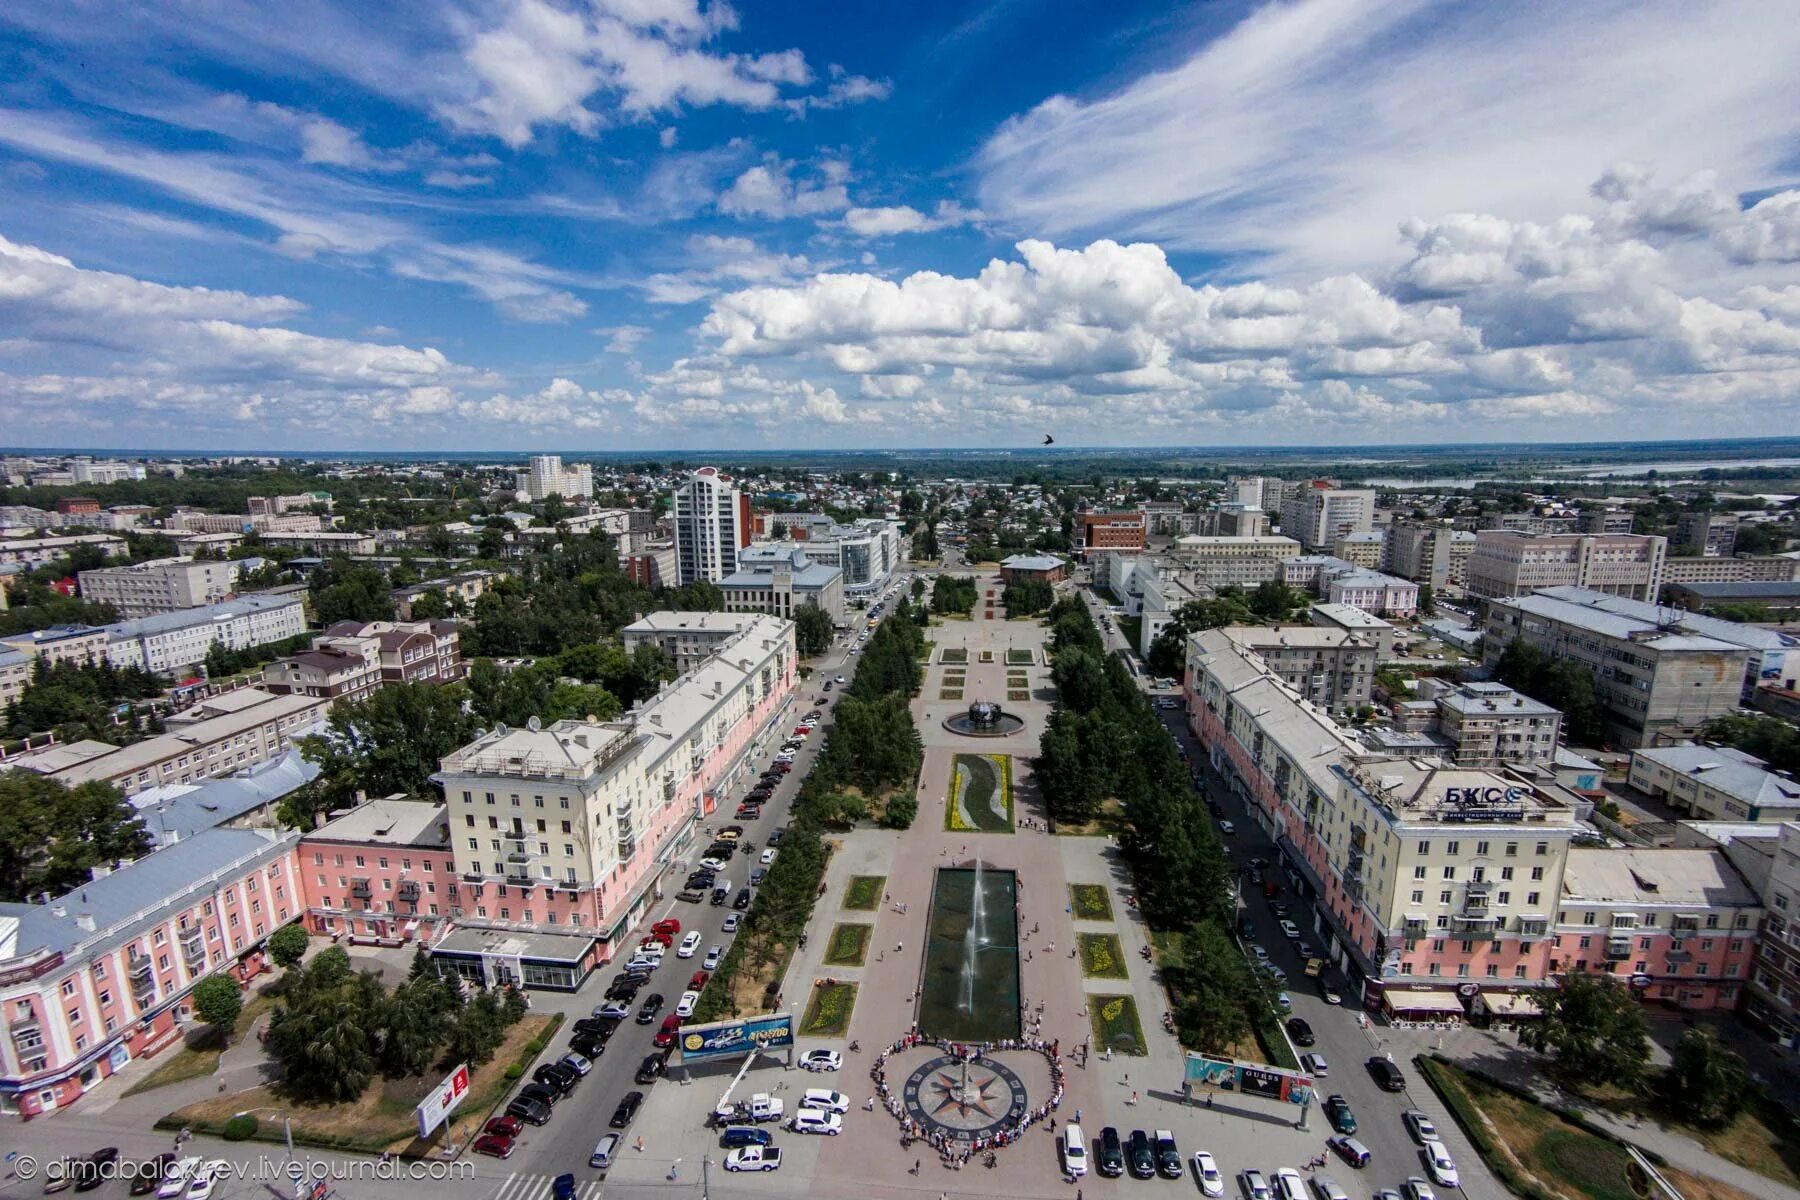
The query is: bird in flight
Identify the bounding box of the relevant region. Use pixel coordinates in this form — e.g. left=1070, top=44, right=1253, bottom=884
left=1042, top=434, right=1055, bottom=445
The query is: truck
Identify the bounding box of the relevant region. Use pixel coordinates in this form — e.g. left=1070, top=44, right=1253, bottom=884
left=712, top=1093, right=785, bottom=1125
left=723, top=1146, right=782, bottom=1173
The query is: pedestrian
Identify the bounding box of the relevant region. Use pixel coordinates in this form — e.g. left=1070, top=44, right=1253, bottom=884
left=1130, top=1090, right=1138, bottom=1105
left=913, top=1159, right=922, bottom=1175
left=897, top=941, right=904, bottom=953
left=1123, top=1072, right=1130, bottom=1086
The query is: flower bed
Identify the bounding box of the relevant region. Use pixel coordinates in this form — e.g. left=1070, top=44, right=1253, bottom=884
left=940, top=648, right=968, bottom=664
left=844, top=875, right=886, bottom=911
left=940, top=689, right=965, bottom=700
left=823, top=922, right=872, bottom=967
left=946, top=752, right=1014, bottom=832
left=1069, top=883, right=1114, bottom=921
left=1007, top=690, right=1030, bottom=702
left=1078, top=933, right=1129, bottom=979
left=979, top=650, right=995, bottom=663
left=1006, top=648, right=1034, bottom=665
left=1089, top=994, right=1147, bottom=1056
left=799, top=981, right=858, bottom=1037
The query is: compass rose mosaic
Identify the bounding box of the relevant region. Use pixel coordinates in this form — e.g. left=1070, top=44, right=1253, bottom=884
left=902, top=1054, right=1029, bottom=1141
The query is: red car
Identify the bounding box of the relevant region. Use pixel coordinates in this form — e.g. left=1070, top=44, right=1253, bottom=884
left=689, top=970, right=710, bottom=990
left=652, top=918, right=681, bottom=937
left=472, top=1134, right=515, bottom=1159
left=792, top=726, right=811, bottom=736
left=654, top=1014, right=682, bottom=1048
left=484, top=1116, right=523, bottom=1138
left=642, top=931, right=673, bottom=948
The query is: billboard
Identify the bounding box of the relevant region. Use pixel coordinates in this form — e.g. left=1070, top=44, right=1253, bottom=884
left=676, top=1013, right=795, bottom=1064
left=1182, top=1052, right=1314, bottom=1106
left=415, top=1062, right=471, bottom=1137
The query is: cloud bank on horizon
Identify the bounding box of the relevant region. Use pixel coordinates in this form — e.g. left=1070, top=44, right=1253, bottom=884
left=0, top=0, right=1797, bottom=450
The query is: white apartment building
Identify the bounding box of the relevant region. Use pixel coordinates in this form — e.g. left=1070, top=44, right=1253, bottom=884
left=77, top=556, right=239, bottom=618
left=1432, top=682, right=1563, bottom=769
left=1628, top=745, right=1800, bottom=823
left=1170, top=535, right=1302, bottom=588
left=721, top=545, right=846, bottom=624
left=1281, top=482, right=1376, bottom=550
left=102, top=594, right=308, bottom=674
left=516, top=455, right=594, bottom=501
left=0, top=534, right=128, bottom=566
left=255, top=531, right=377, bottom=557
left=1465, top=530, right=1667, bottom=602
left=621, top=611, right=771, bottom=673
left=672, top=467, right=749, bottom=584
left=782, top=517, right=902, bottom=596
left=1215, top=625, right=1379, bottom=712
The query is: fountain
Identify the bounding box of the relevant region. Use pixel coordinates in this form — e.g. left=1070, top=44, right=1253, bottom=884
left=942, top=699, right=1025, bottom=738
left=918, top=865, right=1020, bottom=1042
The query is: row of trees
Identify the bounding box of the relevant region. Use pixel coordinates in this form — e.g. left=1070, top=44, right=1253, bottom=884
left=1493, top=639, right=1604, bottom=744
left=1701, top=712, right=1800, bottom=776
left=1521, top=972, right=1752, bottom=1127
left=262, top=945, right=524, bottom=1103
left=3, top=658, right=165, bottom=745
left=1000, top=578, right=1054, bottom=616
left=1144, top=582, right=1311, bottom=677
left=930, top=574, right=979, bottom=615
left=0, top=772, right=154, bottom=903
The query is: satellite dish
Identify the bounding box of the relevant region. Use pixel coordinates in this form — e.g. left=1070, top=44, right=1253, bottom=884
left=527, top=716, right=541, bottom=732
left=495, top=722, right=508, bottom=736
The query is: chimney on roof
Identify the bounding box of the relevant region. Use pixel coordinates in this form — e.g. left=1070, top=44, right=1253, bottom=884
left=75, top=913, right=95, bottom=932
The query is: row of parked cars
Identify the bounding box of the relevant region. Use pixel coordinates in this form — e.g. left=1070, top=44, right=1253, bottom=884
left=40, top=1152, right=227, bottom=1198
left=715, top=1087, right=854, bottom=1172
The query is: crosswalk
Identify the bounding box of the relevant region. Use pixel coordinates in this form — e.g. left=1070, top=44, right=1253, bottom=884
left=488, top=1174, right=604, bottom=1200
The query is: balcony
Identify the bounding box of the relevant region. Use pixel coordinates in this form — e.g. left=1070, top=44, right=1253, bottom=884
left=128, top=954, right=154, bottom=982
left=8, top=1014, right=41, bottom=1045
left=350, top=879, right=372, bottom=900
left=397, top=880, right=421, bottom=903
left=181, top=933, right=207, bottom=966
left=1605, top=937, right=1633, bottom=960
left=1451, top=916, right=1498, bottom=939
left=505, top=868, right=536, bottom=886
left=1465, top=879, right=1492, bottom=896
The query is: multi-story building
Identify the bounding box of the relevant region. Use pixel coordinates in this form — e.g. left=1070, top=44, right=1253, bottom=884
left=1498, top=513, right=1579, bottom=535
left=621, top=611, right=772, bottom=674
left=1578, top=507, right=1637, bottom=535
left=0, top=625, right=110, bottom=670
left=719, top=545, right=845, bottom=624
left=1138, top=501, right=1189, bottom=536
left=1482, top=587, right=1759, bottom=747
left=76, top=556, right=239, bottom=618
left=1664, top=557, right=1800, bottom=588
left=1184, top=631, right=1757, bottom=1014
left=1556, top=847, right=1760, bottom=1011
left=100, top=594, right=308, bottom=675
left=1465, top=530, right=1667, bottom=602
left=1212, top=504, right=1270, bottom=538
left=1074, top=511, right=1148, bottom=558
left=1666, top=581, right=1800, bottom=620
left=299, top=798, right=457, bottom=947
left=779, top=518, right=900, bottom=596
left=1744, top=823, right=1800, bottom=1047
left=672, top=467, right=751, bottom=585
left=1323, top=568, right=1420, bottom=619
left=0, top=827, right=302, bottom=1117
left=1137, top=571, right=1211, bottom=657
left=432, top=613, right=795, bottom=985
left=313, top=619, right=464, bottom=686
left=3, top=690, right=330, bottom=798
left=1311, top=602, right=1395, bottom=659
left=515, top=455, right=594, bottom=502
left=1384, top=523, right=1456, bottom=590
left=1331, top=531, right=1386, bottom=569
left=1433, top=682, right=1563, bottom=769
left=1227, top=476, right=1295, bottom=514
left=390, top=569, right=502, bottom=619
left=1211, top=625, right=1378, bottom=712
left=1628, top=745, right=1800, bottom=823
left=0, top=648, right=31, bottom=711
left=247, top=492, right=331, bottom=517
left=619, top=540, right=678, bottom=589
left=1280, top=482, right=1376, bottom=551
left=165, top=510, right=323, bottom=535
left=255, top=531, right=378, bottom=557
left=1170, top=535, right=1302, bottom=588
left=0, top=534, right=128, bottom=566
left=261, top=644, right=382, bottom=702
left=998, top=555, right=1070, bottom=586
left=1676, top=511, right=1740, bottom=557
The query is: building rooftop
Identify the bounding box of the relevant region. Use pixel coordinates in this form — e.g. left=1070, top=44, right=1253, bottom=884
left=1522, top=586, right=1796, bottom=652
left=1337, top=755, right=1575, bottom=825
left=1224, top=625, right=1370, bottom=650
left=1187, top=629, right=1361, bottom=798
left=622, top=612, right=768, bottom=635
left=309, top=796, right=451, bottom=848
left=999, top=554, right=1067, bottom=571
left=1438, top=682, right=1559, bottom=718
left=1311, top=603, right=1392, bottom=629
left=1561, top=847, right=1760, bottom=908
left=105, top=592, right=304, bottom=642
left=130, top=749, right=319, bottom=844
left=1667, top=581, right=1800, bottom=600
left=1634, top=744, right=1800, bottom=812
left=0, top=827, right=298, bottom=960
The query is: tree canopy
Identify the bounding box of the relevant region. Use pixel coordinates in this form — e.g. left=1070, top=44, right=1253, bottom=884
left=1518, top=972, right=1651, bottom=1087
left=0, top=773, right=153, bottom=903
left=793, top=602, right=835, bottom=656
left=1495, top=640, right=1603, bottom=743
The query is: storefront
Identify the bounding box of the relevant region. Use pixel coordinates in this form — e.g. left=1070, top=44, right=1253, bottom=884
left=1378, top=987, right=1468, bottom=1023
left=431, top=927, right=598, bottom=992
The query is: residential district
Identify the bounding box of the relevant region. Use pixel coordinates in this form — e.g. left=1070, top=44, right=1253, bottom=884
left=2, top=450, right=1800, bottom=1200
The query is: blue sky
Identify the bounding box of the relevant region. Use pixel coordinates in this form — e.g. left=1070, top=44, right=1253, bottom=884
left=2, top=0, right=1798, bottom=452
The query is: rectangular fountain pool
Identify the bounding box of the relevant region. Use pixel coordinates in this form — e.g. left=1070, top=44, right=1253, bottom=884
left=917, top=866, right=1021, bottom=1042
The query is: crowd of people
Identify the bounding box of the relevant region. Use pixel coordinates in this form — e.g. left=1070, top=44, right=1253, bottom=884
left=868, top=1029, right=1066, bottom=1168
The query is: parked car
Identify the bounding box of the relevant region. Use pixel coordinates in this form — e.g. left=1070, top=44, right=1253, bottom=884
left=155, top=1159, right=200, bottom=1200
left=1126, top=1129, right=1156, bottom=1179
left=1300, top=1052, right=1329, bottom=1076
left=533, top=1063, right=577, bottom=1094
left=1311, top=1175, right=1351, bottom=1200
left=1096, top=1127, right=1124, bottom=1177
left=722, top=913, right=741, bottom=932
left=678, top=931, right=702, bottom=958
left=517, top=1082, right=559, bottom=1110
left=704, top=946, right=723, bottom=970
left=801, top=1088, right=850, bottom=1113
left=676, top=990, right=700, bottom=1018
left=569, top=1033, right=608, bottom=1060
left=1328, top=1136, right=1371, bottom=1168
left=1153, top=1130, right=1182, bottom=1179
left=472, top=1134, right=515, bottom=1159
left=1368, top=1056, right=1407, bottom=1092
left=1421, top=1142, right=1459, bottom=1187
left=1272, top=1168, right=1307, bottom=1200
left=1400, top=1179, right=1438, bottom=1200
left=1286, top=1017, right=1315, bottom=1046
left=505, top=1096, right=552, bottom=1126
left=720, top=1126, right=773, bottom=1149
left=636, top=1052, right=667, bottom=1084
left=654, top=1014, right=681, bottom=1048
left=689, top=969, right=710, bottom=990
left=1323, top=1093, right=1357, bottom=1134
left=594, top=1001, right=631, bottom=1020
left=75, top=1149, right=120, bottom=1193
left=789, top=1109, right=843, bottom=1135
left=1192, top=1150, right=1225, bottom=1197
left=130, top=1155, right=176, bottom=1197
left=636, top=993, right=665, bottom=1023
left=609, top=1091, right=645, bottom=1129
left=484, top=1116, right=523, bottom=1138
left=185, top=1163, right=228, bottom=1200
left=1240, top=1169, right=1273, bottom=1200
left=588, top=1134, right=620, bottom=1170
left=799, top=1049, right=843, bottom=1072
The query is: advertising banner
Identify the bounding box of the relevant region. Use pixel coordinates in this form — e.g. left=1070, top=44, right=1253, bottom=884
left=677, top=1013, right=795, bottom=1064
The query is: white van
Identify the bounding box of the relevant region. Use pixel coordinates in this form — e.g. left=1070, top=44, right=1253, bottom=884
left=1062, top=1123, right=1088, bottom=1177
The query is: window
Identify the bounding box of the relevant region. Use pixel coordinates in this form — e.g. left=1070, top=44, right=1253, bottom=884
left=1439, top=891, right=1452, bottom=904
left=1411, top=890, right=1424, bottom=903
left=1531, top=866, right=1545, bottom=881
left=1442, top=867, right=1456, bottom=880
left=1536, top=841, right=1548, bottom=855
left=1583, top=912, right=1597, bottom=926
left=1505, top=842, right=1518, bottom=857
left=1476, top=841, right=1490, bottom=856
left=61, top=979, right=76, bottom=998
left=1527, top=892, right=1540, bottom=907
left=1413, top=866, right=1427, bottom=880
left=1418, top=840, right=1430, bottom=855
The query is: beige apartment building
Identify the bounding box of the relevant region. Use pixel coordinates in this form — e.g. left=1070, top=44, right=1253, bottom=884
left=1465, top=530, right=1667, bottom=602
left=77, top=555, right=239, bottom=618
left=1219, top=624, right=1379, bottom=712
left=1171, top=535, right=1302, bottom=588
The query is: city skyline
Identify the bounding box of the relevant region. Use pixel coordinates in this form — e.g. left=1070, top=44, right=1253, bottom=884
left=2, top=0, right=1799, bottom=450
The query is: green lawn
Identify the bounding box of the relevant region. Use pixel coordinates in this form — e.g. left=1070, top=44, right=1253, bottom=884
left=1006, top=649, right=1034, bottom=665
left=1090, top=994, right=1147, bottom=1056
left=799, top=982, right=858, bottom=1037
left=1078, top=933, right=1129, bottom=979
left=124, top=991, right=278, bottom=1096
left=823, top=923, right=872, bottom=967
left=940, top=648, right=968, bottom=664
left=843, top=875, right=886, bottom=911
left=1070, top=884, right=1114, bottom=921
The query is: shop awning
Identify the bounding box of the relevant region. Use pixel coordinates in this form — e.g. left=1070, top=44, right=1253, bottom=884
left=1476, top=991, right=1544, bottom=1017
left=1384, top=989, right=1466, bottom=1014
